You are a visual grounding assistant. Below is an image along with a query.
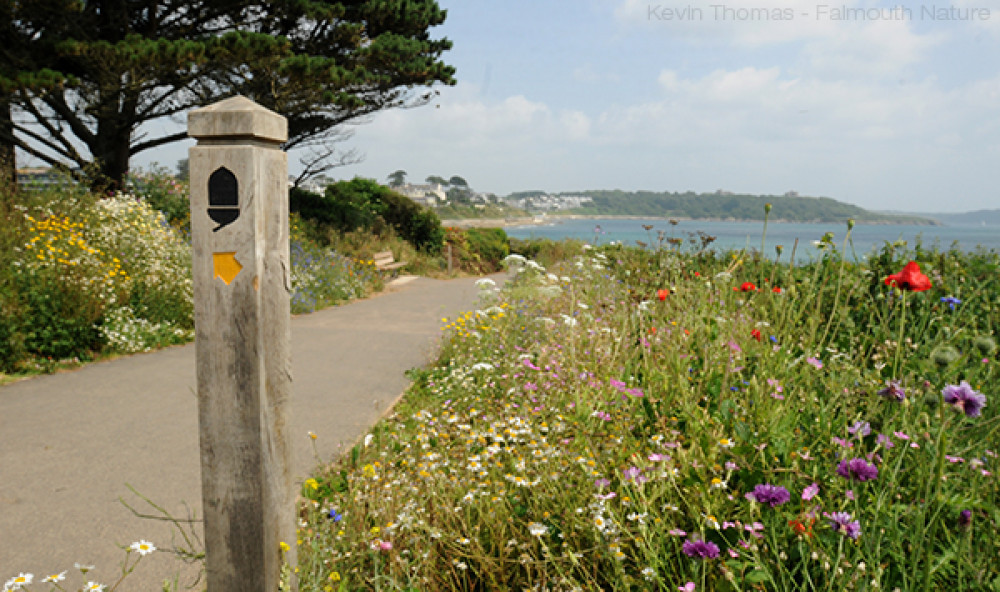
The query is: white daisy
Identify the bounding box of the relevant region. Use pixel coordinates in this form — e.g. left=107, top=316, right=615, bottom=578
left=130, top=540, right=156, bottom=556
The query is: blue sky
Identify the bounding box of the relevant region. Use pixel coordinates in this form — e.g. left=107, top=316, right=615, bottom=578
left=135, top=0, right=1000, bottom=212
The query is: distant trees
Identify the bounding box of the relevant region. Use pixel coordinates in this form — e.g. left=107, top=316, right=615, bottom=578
left=426, top=175, right=448, bottom=186
left=564, top=190, right=927, bottom=224
left=387, top=170, right=407, bottom=187
left=448, top=175, right=468, bottom=187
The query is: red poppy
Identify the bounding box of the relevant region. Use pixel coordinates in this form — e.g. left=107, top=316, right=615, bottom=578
left=739, top=282, right=757, bottom=292
left=772, top=286, right=782, bottom=294
left=884, top=261, right=932, bottom=292
left=751, top=329, right=762, bottom=342
left=657, top=289, right=669, bottom=301
left=788, top=518, right=814, bottom=538
left=693, top=272, right=701, bottom=277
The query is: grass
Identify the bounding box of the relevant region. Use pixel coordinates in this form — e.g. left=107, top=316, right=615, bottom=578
left=292, top=220, right=999, bottom=591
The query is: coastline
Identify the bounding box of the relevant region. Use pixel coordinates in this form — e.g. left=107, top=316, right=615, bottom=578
left=441, top=214, right=941, bottom=229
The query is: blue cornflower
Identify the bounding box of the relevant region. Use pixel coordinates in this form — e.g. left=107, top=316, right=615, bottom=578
left=328, top=509, right=343, bottom=522
left=941, top=296, right=962, bottom=310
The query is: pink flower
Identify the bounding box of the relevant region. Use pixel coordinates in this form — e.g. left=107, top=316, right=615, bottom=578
left=679, top=583, right=696, bottom=592
left=806, top=357, right=823, bottom=369
left=802, top=482, right=820, bottom=501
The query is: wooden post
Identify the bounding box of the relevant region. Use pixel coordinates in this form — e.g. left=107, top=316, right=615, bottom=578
left=447, top=243, right=453, bottom=275
left=188, top=96, right=294, bottom=591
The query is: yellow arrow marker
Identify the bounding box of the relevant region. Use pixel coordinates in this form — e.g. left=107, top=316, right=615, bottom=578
left=213, top=252, right=243, bottom=285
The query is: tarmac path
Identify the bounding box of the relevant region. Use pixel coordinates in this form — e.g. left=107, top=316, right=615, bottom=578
left=0, top=274, right=492, bottom=590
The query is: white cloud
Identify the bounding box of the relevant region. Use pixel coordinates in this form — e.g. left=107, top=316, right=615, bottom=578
left=341, top=64, right=999, bottom=211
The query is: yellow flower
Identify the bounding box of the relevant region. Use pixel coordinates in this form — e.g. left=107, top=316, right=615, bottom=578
left=329, top=572, right=341, bottom=582
left=279, top=541, right=290, bottom=553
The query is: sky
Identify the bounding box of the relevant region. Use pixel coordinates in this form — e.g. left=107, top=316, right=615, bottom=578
left=131, top=0, right=1000, bottom=213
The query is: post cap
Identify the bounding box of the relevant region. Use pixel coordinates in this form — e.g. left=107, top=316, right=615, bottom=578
left=188, top=96, right=288, bottom=143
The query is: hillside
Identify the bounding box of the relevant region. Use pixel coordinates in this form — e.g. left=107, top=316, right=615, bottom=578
left=552, top=190, right=938, bottom=225
left=912, top=209, right=1000, bottom=226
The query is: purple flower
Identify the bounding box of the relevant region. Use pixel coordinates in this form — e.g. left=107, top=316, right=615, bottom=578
left=849, top=421, right=871, bottom=438
left=942, top=381, right=987, bottom=418
left=745, top=483, right=791, bottom=507
left=836, top=458, right=879, bottom=482
left=877, top=380, right=906, bottom=402
left=802, top=482, right=820, bottom=501
left=826, top=512, right=861, bottom=539
left=682, top=538, right=720, bottom=559
left=959, top=509, right=972, bottom=528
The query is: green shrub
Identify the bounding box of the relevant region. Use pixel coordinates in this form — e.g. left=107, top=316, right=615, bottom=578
left=16, top=267, right=105, bottom=360
left=127, top=165, right=190, bottom=228
left=291, top=178, right=444, bottom=253
left=465, top=227, right=509, bottom=267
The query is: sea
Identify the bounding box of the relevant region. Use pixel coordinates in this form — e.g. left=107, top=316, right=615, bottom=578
left=505, top=217, right=1000, bottom=263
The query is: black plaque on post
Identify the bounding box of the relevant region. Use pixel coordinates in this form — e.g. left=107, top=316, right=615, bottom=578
left=208, top=167, right=239, bottom=232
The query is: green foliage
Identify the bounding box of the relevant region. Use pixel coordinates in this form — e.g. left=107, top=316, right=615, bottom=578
left=441, top=227, right=509, bottom=273
left=509, top=236, right=587, bottom=268
left=464, top=228, right=510, bottom=268
left=292, top=178, right=444, bottom=253
left=545, top=189, right=937, bottom=224
left=2, top=1, right=455, bottom=188
left=127, top=165, right=190, bottom=228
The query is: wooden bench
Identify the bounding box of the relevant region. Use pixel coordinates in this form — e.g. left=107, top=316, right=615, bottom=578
left=373, top=250, right=407, bottom=275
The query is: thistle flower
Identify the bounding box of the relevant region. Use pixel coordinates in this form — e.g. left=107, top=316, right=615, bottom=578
left=958, top=509, right=972, bottom=529
left=682, top=538, right=720, bottom=559
left=973, top=335, right=997, bottom=356
left=931, top=346, right=961, bottom=368
left=745, top=483, right=791, bottom=507
left=942, top=381, right=987, bottom=418
left=836, top=458, right=878, bottom=482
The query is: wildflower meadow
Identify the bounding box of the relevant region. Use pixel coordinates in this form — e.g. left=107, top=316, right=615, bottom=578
left=0, top=175, right=382, bottom=375
left=293, top=220, right=998, bottom=591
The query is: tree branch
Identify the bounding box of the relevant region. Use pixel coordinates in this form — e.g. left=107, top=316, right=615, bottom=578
left=129, top=130, right=190, bottom=156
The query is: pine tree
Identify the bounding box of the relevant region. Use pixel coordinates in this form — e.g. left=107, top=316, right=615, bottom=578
left=0, top=0, right=455, bottom=189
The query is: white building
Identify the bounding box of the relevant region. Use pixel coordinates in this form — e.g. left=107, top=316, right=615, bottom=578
left=395, top=183, right=447, bottom=206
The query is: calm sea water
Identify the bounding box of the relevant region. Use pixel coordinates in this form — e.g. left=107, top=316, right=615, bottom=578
left=506, top=218, right=1000, bottom=262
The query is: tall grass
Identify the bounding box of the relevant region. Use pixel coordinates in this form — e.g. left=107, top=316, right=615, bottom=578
left=294, top=222, right=998, bottom=591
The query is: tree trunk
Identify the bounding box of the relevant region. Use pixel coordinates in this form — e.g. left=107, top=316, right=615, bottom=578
left=92, top=117, right=132, bottom=193
left=0, top=96, right=15, bottom=191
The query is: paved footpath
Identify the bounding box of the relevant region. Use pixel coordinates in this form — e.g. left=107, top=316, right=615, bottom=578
left=0, top=275, right=493, bottom=590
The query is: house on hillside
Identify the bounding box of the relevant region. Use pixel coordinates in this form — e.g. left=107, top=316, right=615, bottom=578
left=396, top=183, right=447, bottom=206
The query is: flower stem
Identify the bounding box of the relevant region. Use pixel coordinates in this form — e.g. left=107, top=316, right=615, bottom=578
left=893, top=289, right=907, bottom=378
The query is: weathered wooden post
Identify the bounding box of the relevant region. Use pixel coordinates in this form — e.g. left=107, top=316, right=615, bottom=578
left=188, top=96, right=294, bottom=591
